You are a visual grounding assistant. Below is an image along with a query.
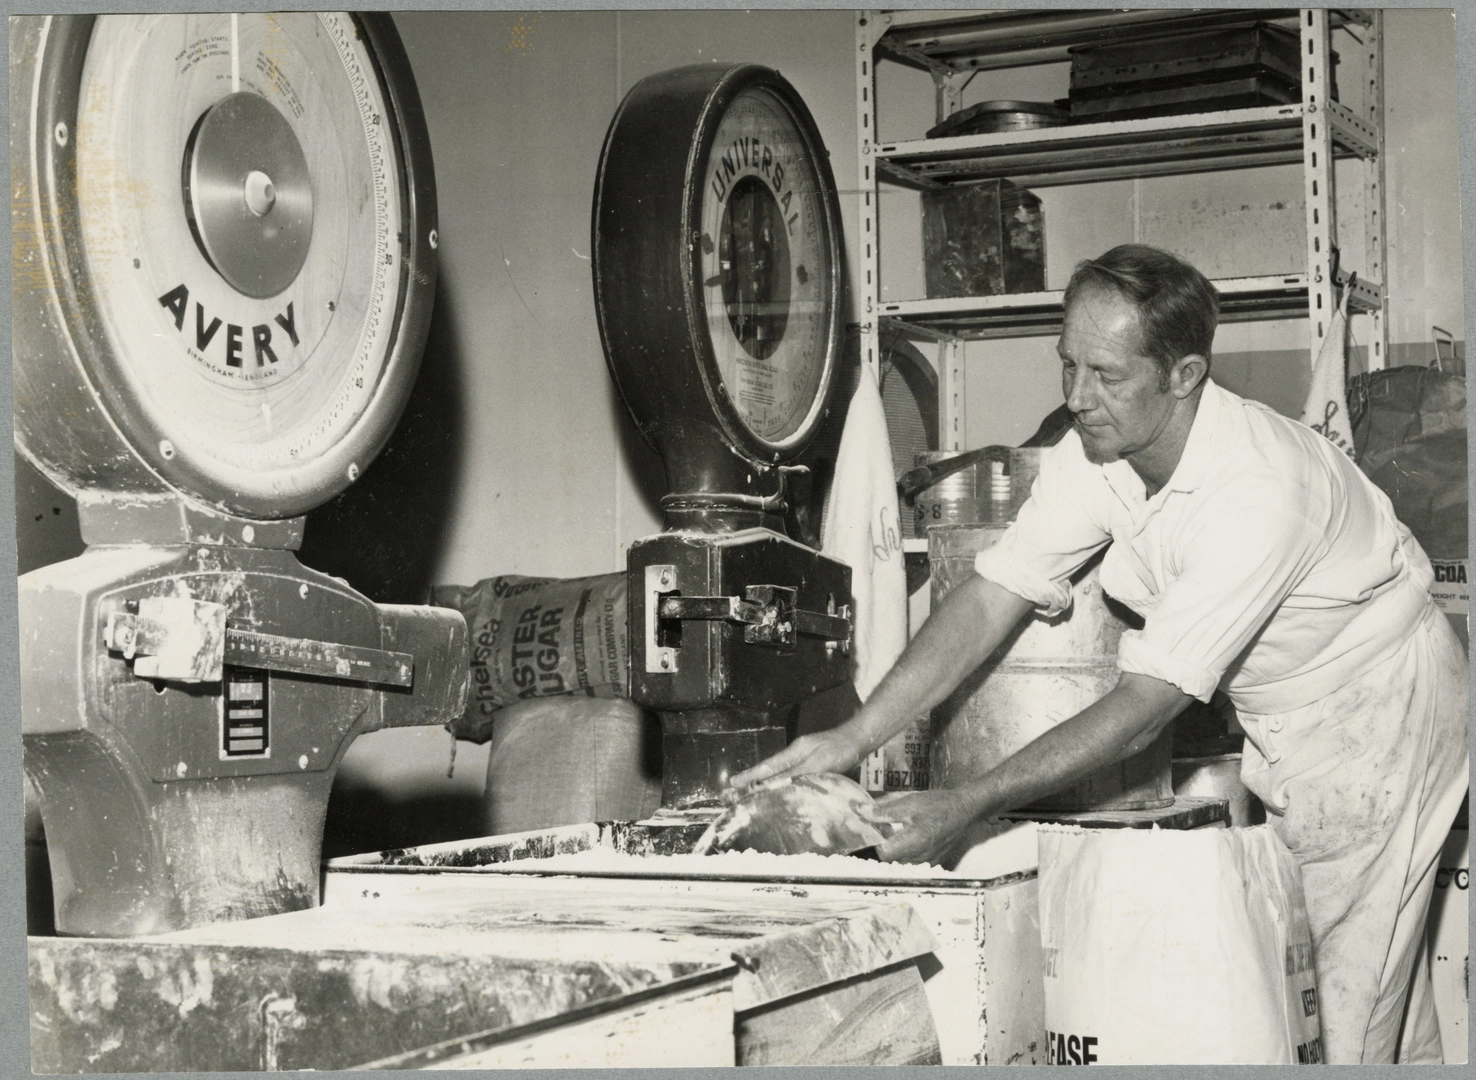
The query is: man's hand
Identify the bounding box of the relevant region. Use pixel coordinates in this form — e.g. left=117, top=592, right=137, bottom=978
left=867, top=671, right=1191, bottom=865
left=870, top=788, right=982, bottom=865
left=728, top=727, right=868, bottom=791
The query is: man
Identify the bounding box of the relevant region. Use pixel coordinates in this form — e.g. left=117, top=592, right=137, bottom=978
left=731, top=244, right=1468, bottom=1064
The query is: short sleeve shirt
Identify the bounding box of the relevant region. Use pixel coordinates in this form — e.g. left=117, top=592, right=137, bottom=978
left=974, top=380, right=1434, bottom=714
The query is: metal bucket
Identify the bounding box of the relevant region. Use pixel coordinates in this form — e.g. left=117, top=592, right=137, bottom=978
left=929, top=523, right=1174, bottom=812
left=909, top=451, right=987, bottom=537
left=908, top=449, right=1028, bottom=538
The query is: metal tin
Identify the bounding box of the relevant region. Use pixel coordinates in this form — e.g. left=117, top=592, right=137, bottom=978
left=908, top=449, right=1033, bottom=538
left=910, top=451, right=987, bottom=536
left=920, top=179, right=1045, bottom=299
left=925, top=99, right=1068, bottom=140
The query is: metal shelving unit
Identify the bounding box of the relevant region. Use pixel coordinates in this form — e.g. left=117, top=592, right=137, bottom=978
left=854, top=7, right=1389, bottom=452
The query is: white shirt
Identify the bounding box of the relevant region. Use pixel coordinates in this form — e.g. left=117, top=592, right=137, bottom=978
left=975, top=379, right=1434, bottom=715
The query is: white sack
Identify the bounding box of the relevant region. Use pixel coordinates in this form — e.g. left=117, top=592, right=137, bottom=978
left=822, top=363, right=907, bottom=702
left=1038, top=824, right=1323, bottom=1064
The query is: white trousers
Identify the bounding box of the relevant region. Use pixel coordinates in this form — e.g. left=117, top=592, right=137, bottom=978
left=1239, top=604, right=1468, bottom=1064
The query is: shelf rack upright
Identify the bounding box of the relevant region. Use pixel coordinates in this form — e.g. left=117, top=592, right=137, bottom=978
left=853, top=7, right=1388, bottom=453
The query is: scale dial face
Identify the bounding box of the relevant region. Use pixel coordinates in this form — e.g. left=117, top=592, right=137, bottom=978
left=698, top=86, right=835, bottom=449
left=66, top=13, right=415, bottom=512
left=592, top=63, right=841, bottom=483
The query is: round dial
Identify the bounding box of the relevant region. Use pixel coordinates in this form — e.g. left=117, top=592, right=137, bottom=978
left=13, top=13, right=436, bottom=519
left=592, top=64, right=843, bottom=483
left=699, top=87, right=833, bottom=446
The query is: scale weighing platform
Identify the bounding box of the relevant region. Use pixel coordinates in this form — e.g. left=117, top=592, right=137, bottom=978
left=593, top=61, right=856, bottom=813
left=14, top=11, right=465, bottom=940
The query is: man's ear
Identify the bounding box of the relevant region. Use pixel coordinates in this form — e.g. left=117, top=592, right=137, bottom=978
left=1169, top=354, right=1209, bottom=399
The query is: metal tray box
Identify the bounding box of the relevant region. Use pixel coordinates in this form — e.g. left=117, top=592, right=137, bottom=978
left=1068, top=74, right=1301, bottom=122
left=1066, top=23, right=1326, bottom=121
left=1069, top=23, right=1302, bottom=94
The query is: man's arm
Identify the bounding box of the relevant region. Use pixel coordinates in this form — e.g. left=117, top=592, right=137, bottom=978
left=729, top=574, right=1034, bottom=787
left=873, top=671, right=1191, bottom=863
left=846, top=573, right=1035, bottom=754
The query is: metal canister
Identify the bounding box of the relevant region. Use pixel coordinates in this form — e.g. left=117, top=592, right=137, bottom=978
left=909, top=451, right=984, bottom=537
left=908, top=450, right=1026, bottom=539
left=928, top=523, right=1174, bottom=812
left=925, top=100, right=1068, bottom=139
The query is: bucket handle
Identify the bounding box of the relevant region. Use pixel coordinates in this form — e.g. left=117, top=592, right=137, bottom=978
left=897, top=445, right=1012, bottom=502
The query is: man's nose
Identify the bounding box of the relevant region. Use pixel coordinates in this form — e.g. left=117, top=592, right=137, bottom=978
left=1065, top=371, right=1094, bottom=414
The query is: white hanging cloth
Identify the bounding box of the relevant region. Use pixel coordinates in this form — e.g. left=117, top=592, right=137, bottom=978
left=1300, top=280, right=1358, bottom=459
left=821, top=362, right=909, bottom=702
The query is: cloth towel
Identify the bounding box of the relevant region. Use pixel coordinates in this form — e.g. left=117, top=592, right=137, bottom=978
left=822, top=362, right=908, bottom=701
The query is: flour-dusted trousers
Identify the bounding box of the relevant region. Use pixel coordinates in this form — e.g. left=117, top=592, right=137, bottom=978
left=1239, top=603, right=1469, bottom=1064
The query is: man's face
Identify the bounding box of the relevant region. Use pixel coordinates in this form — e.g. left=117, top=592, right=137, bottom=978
left=1058, top=286, right=1177, bottom=466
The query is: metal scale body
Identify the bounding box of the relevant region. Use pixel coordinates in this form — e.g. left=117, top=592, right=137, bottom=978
left=13, top=13, right=467, bottom=937
left=593, top=64, right=854, bottom=811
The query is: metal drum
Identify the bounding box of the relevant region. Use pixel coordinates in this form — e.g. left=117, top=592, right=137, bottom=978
left=929, top=523, right=1174, bottom=812
left=1172, top=753, right=1264, bottom=826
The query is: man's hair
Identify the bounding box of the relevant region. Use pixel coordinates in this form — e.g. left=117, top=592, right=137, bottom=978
left=1062, top=244, right=1219, bottom=381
